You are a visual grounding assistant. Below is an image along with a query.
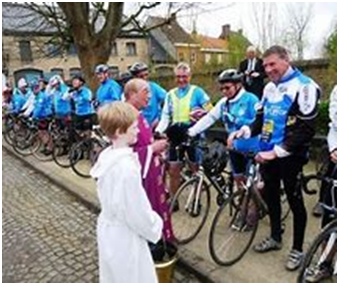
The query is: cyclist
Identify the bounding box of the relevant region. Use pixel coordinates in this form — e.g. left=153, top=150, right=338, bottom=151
left=228, top=45, right=320, bottom=271
left=12, top=78, right=32, bottom=114
left=306, top=83, right=338, bottom=283
left=155, top=62, right=213, bottom=199
left=188, top=69, right=260, bottom=189
left=95, top=64, right=122, bottom=107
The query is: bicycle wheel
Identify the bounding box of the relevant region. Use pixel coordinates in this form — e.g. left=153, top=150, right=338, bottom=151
left=52, top=135, right=72, bottom=168
left=208, top=190, right=258, bottom=266
left=70, top=139, right=94, bottom=178
left=31, top=135, right=53, bottom=162
left=12, top=129, right=35, bottom=156
left=297, top=221, right=337, bottom=283
left=169, top=176, right=210, bottom=244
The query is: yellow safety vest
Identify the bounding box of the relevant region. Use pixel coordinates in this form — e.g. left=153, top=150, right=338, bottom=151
left=169, top=85, right=196, bottom=123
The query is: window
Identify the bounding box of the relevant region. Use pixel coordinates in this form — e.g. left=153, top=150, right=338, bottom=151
left=205, top=53, right=211, bottom=63
left=50, top=68, right=64, bottom=78
left=69, top=67, right=82, bottom=78
left=112, top=42, right=118, bottom=56
left=218, top=54, right=223, bottom=64
left=68, top=44, right=77, bottom=56
left=45, top=43, right=61, bottom=57
left=191, top=52, right=197, bottom=64
left=19, top=40, right=33, bottom=63
left=126, top=42, right=137, bottom=56
left=178, top=52, right=185, bottom=62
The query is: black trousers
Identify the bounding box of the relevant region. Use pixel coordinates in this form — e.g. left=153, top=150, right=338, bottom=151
left=261, top=155, right=307, bottom=252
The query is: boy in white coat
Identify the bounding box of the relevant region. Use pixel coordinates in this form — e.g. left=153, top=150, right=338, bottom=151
left=90, top=102, right=163, bottom=283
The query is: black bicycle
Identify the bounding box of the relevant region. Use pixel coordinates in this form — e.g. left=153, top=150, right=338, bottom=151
left=298, top=170, right=337, bottom=283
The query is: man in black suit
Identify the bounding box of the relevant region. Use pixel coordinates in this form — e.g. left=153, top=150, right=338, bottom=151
left=239, top=46, right=266, bottom=99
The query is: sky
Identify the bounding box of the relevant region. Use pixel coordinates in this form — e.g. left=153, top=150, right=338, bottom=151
left=125, top=1, right=337, bottom=59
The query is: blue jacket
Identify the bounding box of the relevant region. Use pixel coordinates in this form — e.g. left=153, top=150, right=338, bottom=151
left=52, top=84, right=71, bottom=117
left=11, top=88, right=32, bottom=113
left=72, top=86, right=94, bottom=116
left=96, top=78, right=122, bottom=106
left=33, top=90, right=53, bottom=119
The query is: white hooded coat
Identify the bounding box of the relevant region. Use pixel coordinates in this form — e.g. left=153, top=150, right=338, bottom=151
left=90, top=147, right=163, bottom=283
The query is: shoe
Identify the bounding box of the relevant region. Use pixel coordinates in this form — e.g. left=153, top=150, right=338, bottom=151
left=304, top=262, right=333, bottom=282
left=285, top=249, right=304, bottom=271
left=171, top=200, right=180, bottom=212
left=189, top=201, right=201, bottom=218
left=232, top=214, right=245, bottom=231
left=253, top=237, right=282, bottom=253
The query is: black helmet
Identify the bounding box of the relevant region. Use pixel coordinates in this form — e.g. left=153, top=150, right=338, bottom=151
left=165, top=123, right=189, bottom=147
left=72, top=74, right=85, bottom=84
left=129, top=62, right=148, bottom=76
left=202, top=141, right=228, bottom=175
left=218, top=69, right=244, bottom=84
left=117, top=71, right=133, bottom=85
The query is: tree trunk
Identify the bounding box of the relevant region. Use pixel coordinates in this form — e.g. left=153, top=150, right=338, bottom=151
left=76, top=42, right=111, bottom=93
left=57, top=2, right=124, bottom=93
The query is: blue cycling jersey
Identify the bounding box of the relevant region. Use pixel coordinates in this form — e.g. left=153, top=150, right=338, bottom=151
left=52, top=84, right=71, bottom=117
left=11, top=88, right=32, bottom=113
left=96, top=78, right=122, bottom=106
left=72, top=86, right=94, bottom=116
left=33, top=90, right=53, bottom=119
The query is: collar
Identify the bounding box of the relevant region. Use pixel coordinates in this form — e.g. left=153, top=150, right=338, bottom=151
left=227, top=88, right=246, bottom=103
left=278, top=67, right=300, bottom=84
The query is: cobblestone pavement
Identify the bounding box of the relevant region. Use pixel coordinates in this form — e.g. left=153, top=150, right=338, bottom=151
left=2, top=150, right=201, bottom=283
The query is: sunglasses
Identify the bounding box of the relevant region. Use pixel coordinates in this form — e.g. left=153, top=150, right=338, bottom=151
left=220, top=85, right=234, bottom=91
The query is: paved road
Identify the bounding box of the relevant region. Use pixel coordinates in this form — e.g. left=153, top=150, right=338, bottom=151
left=2, top=150, right=200, bottom=283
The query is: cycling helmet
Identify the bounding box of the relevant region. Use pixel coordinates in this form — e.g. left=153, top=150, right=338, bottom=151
left=218, top=69, right=244, bottom=84
left=72, top=74, right=86, bottom=84
left=95, top=64, right=109, bottom=74
left=49, top=75, right=62, bottom=87
left=129, top=62, right=148, bottom=76
left=117, top=71, right=133, bottom=85
left=38, top=76, right=48, bottom=85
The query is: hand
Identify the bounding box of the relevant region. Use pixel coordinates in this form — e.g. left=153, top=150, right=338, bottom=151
left=251, top=72, right=260, bottom=78
left=227, top=129, right=245, bottom=148
left=330, top=149, right=337, bottom=163
left=189, top=108, right=206, bottom=122
left=151, top=139, right=168, bottom=154
left=255, top=150, right=277, bottom=163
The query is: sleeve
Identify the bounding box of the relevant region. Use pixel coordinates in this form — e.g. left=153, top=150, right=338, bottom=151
left=238, top=60, right=246, bottom=73
left=281, top=83, right=320, bottom=154
left=256, top=59, right=267, bottom=80
left=155, top=94, right=171, bottom=134
left=188, top=99, right=223, bottom=137
left=60, top=86, right=70, bottom=101
left=123, top=167, right=163, bottom=244
left=84, top=88, right=93, bottom=102
left=327, top=125, right=337, bottom=153
left=327, top=86, right=337, bottom=152
left=21, top=93, right=35, bottom=116
left=249, top=98, right=265, bottom=137
left=196, top=87, right=212, bottom=110
left=21, top=92, right=33, bottom=111
left=329, top=85, right=337, bottom=127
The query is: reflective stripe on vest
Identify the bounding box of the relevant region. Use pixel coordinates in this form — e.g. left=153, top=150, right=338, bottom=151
left=170, top=85, right=196, bottom=123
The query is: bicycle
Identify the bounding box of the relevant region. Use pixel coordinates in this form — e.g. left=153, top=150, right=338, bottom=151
left=169, top=139, right=233, bottom=244
left=297, top=171, right=337, bottom=283
left=208, top=150, right=268, bottom=266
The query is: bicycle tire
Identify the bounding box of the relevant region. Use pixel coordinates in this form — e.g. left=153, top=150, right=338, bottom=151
left=70, top=139, right=95, bottom=178
left=31, top=134, right=53, bottom=162
left=52, top=134, right=73, bottom=168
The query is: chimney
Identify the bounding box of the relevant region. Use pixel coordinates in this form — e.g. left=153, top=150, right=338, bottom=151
left=220, top=24, right=231, bottom=39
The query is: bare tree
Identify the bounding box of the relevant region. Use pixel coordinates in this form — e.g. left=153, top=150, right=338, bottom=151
left=251, top=3, right=280, bottom=52
left=284, top=3, right=313, bottom=60
left=18, top=2, right=194, bottom=90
